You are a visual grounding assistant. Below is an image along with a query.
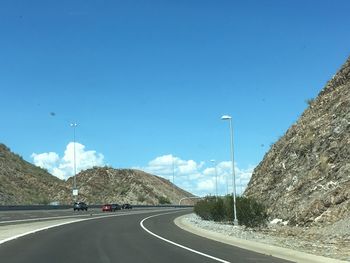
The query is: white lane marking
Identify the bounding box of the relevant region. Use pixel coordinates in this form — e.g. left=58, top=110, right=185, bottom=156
left=0, top=219, right=86, bottom=245
left=0, top=209, right=180, bottom=246
left=140, top=212, right=231, bottom=263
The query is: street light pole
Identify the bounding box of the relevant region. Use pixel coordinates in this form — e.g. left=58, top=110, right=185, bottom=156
left=226, top=171, right=229, bottom=196
left=221, top=115, right=238, bottom=225
left=70, top=123, right=78, bottom=200
left=210, top=160, right=218, bottom=199
left=172, top=156, right=175, bottom=204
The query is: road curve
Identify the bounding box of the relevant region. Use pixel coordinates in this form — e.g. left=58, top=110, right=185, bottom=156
left=0, top=209, right=292, bottom=263
left=0, top=207, right=154, bottom=225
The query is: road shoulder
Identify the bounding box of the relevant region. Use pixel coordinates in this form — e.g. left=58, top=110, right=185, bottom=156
left=174, top=214, right=347, bottom=263
left=0, top=218, right=84, bottom=244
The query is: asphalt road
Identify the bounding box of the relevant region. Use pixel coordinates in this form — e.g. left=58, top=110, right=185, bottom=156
left=0, top=208, right=94, bottom=223
left=0, top=207, right=151, bottom=225
left=0, top=209, right=293, bottom=263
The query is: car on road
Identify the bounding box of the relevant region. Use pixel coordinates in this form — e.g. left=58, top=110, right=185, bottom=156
left=122, top=203, right=132, bottom=209
left=102, top=204, right=112, bottom=212
left=73, top=202, right=88, bottom=211
left=102, top=203, right=122, bottom=212
left=112, top=203, right=121, bottom=211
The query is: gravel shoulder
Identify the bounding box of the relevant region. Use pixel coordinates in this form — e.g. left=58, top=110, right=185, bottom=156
left=175, top=213, right=350, bottom=263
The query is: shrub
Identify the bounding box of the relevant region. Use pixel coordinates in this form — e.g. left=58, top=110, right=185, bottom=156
left=223, top=195, right=234, bottom=221
left=306, top=98, right=314, bottom=106
left=194, top=196, right=225, bottom=222
left=119, top=186, right=130, bottom=196
left=236, top=196, right=268, bottom=228
left=194, top=197, right=212, bottom=220
left=137, top=194, right=145, bottom=203
left=194, top=195, right=268, bottom=228
left=211, top=198, right=225, bottom=221
left=38, top=196, right=50, bottom=205
left=158, top=196, right=171, bottom=204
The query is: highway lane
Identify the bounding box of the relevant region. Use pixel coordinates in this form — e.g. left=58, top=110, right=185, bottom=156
left=141, top=211, right=292, bottom=263
left=0, top=209, right=95, bottom=224
left=0, top=207, right=156, bottom=225
left=0, top=209, right=293, bottom=263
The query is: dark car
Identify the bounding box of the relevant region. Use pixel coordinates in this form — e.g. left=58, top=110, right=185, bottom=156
left=122, top=203, right=132, bottom=209
left=111, top=203, right=121, bottom=211
left=102, top=204, right=112, bottom=212
left=73, top=202, right=88, bottom=211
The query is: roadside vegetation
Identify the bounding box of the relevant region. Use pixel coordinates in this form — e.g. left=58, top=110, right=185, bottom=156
left=194, top=195, right=268, bottom=228
left=157, top=196, right=171, bottom=204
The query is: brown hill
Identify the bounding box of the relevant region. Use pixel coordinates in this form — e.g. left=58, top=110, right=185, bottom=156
left=245, top=56, right=350, bottom=226
left=0, top=144, right=194, bottom=205
left=0, top=144, right=70, bottom=205
left=64, top=167, right=194, bottom=205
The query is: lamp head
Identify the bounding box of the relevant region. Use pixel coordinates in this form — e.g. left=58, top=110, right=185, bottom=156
left=221, top=115, right=232, bottom=120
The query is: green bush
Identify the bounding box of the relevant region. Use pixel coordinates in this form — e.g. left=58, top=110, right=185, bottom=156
left=137, top=194, right=146, bottom=203
left=193, top=196, right=225, bottom=222
left=158, top=196, right=171, bottom=204
left=212, top=198, right=225, bottom=221
left=194, top=195, right=268, bottom=228
left=236, top=196, right=268, bottom=228
left=223, top=195, right=234, bottom=221
left=119, top=186, right=130, bottom=196
left=193, top=197, right=212, bottom=220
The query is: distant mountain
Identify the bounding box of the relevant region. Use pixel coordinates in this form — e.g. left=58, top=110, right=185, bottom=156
left=64, top=167, right=195, bottom=205
left=0, top=144, right=194, bottom=205
left=245, top=56, right=350, bottom=226
left=0, top=144, right=70, bottom=205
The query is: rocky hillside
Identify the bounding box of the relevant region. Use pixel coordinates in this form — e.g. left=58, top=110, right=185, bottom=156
left=0, top=144, right=194, bottom=205
left=245, top=56, right=350, bottom=226
left=64, top=167, right=194, bottom=205
left=0, top=144, right=70, bottom=205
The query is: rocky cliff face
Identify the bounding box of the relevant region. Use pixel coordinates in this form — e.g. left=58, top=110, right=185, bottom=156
left=245, top=56, right=350, bottom=226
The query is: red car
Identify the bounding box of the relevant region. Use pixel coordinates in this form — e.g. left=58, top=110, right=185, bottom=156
left=102, top=204, right=112, bottom=212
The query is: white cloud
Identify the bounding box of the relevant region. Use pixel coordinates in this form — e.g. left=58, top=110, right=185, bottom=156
left=31, top=147, right=254, bottom=196
left=31, top=142, right=104, bottom=180
left=197, top=179, right=215, bottom=191
left=31, top=152, right=59, bottom=170
left=146, top=155, right=204, bottom=177
left=203, top=167, right=215, bottom=176
left=188, top=173, right=202, bottom=180
left=178, top=159, right=198, bottom=174
left=139, top=154, right=255, bottom=197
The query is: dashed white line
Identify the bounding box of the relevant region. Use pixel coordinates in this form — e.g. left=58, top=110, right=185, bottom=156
left=140, top=212, right=231, bottom=263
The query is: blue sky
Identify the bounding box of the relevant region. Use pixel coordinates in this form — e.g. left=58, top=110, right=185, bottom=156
left=1, top=0, right=350, bottom=196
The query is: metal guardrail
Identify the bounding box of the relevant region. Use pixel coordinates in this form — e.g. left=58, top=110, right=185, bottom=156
left=0, top=204, right=193, bottom=211
left=0, top=205, right=72, bottom=211
left=178, top=196, right=204, bottom=205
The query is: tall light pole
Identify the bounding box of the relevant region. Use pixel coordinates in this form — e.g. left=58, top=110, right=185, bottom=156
left=226, top=170, right=229, bottom=196
left=221, top=115, right=238, bottom=225
left=172, top=156, right=175, bottom=204
left=70, top=123, right=78, bottom=200
left=210, top=160, right=218, bottom=199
